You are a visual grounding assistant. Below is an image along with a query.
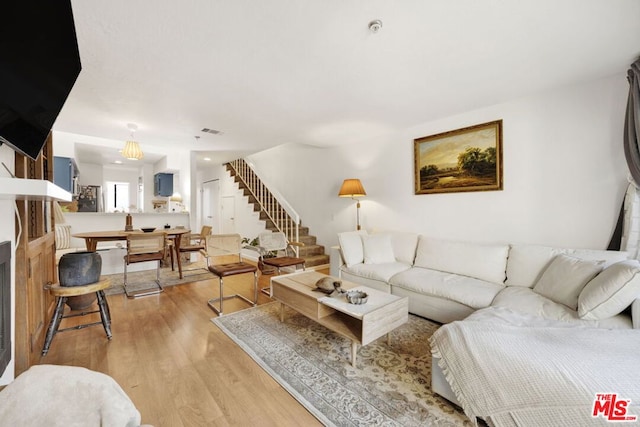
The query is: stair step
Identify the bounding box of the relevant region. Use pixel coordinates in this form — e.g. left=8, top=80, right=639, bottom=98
left=298, top=235, right=316, bottom=246
left=303, top=254, right=330, bottom=268
left=298, top=244, right=324, bottom=257
left=265, top=224, right=309, bottom=237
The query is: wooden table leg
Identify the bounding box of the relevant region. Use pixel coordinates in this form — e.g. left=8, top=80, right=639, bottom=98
left=387, top=332, right=391, bottom=346
left=279, top=302, right=285, bottom=322
left=174, top=235, right=184, bottom=279
left=84, top=238, right=98, bottom=252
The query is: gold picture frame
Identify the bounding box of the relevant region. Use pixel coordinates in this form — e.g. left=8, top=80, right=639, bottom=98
left=414, top=120, right=503, bottom=195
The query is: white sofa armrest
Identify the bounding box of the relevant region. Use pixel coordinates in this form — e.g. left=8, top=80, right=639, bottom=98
left=632, top=298, right=640, bottom=329
left=330, top=245, right=344, bottom=278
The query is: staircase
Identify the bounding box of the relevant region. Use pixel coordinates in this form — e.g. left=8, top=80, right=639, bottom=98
left=226, top=160, right=330, bottom=269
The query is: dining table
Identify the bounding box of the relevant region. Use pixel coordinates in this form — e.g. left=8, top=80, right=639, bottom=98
left=72, top=228, right=191, bottom=278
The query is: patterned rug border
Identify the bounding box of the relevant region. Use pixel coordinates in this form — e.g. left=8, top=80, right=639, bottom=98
left=211, top=302, right=470, bottom=427
left=212, top=303, right=333, bottom=426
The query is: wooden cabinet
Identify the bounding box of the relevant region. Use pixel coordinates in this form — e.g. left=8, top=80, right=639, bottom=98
left=13, top=133, right=58, bottom=375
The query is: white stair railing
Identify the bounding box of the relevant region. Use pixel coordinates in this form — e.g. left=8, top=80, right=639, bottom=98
left=228, top=159, right=300, bottom=244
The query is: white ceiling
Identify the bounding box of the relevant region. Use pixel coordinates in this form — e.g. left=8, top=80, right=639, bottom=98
left=54, top=0, right=640, bottom=166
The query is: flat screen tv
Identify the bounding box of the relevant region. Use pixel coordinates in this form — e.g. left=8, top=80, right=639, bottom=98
left=0, top=0, right=81, bottom=160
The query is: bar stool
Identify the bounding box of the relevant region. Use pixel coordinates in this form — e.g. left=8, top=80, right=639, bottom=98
left=204, top=234, right=258, bottom=316
left=42, top=279, right=112, bottom=356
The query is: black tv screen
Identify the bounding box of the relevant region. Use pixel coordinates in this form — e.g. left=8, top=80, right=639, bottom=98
left=0, top=0, right=81, bottom=160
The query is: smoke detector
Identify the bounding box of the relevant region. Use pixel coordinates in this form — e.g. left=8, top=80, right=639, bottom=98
left=368, top=20, right=382, bottom=33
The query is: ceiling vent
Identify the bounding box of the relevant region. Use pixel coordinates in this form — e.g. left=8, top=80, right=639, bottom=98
left=201, top=128, right=223, bottom=135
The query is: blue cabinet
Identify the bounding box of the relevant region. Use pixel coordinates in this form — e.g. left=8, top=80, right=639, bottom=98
left=154, top=173, right=173, bottom=197
left=53, top=156, right=78, bottom=193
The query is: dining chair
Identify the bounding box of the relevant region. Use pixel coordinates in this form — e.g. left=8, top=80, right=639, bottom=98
left=176, top=225, right=212, bottom=278
left=204, top=233, right=257, bottom=316
left=123, top=231, right=166, bottom=298
left=256, top=231, right=305, bottom=295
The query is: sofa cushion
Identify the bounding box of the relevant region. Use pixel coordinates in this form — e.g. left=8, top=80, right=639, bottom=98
left=338, top=230, right=368, bottom=267
left=578, top=260, right=640, bottom=320
left=362, top=234, right=395, bottom=264
left=492, top=286, right=632, bottom=329
left=390, top=267, right=504, bottom=309
left=55, top=224, right=71, bottom=250
left=532, top=254, right=604, bottom=310
left=505, top=244, right=628, bottom=288
left=341, top=261, right=411, bottom=283
left=388, top=232, right=419, bottom=265
left=414, top=236, right=509, bottom=284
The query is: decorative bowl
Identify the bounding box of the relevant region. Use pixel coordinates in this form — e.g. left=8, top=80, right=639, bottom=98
left=346, top=290, right=368, bottom=305
left=141, top=227, right=156, bottom=233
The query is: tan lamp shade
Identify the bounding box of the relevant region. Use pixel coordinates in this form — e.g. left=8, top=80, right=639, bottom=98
left=338, top=179, right=366, bottom=198
left=122, top=140, right=144, bottom=160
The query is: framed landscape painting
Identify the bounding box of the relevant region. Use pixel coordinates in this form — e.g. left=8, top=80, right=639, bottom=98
left=414, top=120, right=503, bottom=195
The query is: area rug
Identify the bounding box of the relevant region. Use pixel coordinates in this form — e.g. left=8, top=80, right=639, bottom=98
left=102, top=260, right=213, bottom=295
left=212, top=302, right=472, bottom=426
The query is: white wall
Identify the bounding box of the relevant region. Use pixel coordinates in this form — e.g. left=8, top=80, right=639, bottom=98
left=247, top=73, right=629, bottom=251
left=77, top=162, right=103, bottom=187
left=218, top=164, right=266, bottom=240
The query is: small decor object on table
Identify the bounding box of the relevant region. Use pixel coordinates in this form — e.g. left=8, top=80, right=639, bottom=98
left=124, top=213, right=133, bottom=231
left=313, top=277, right=344, bottom=296
left=346, top=290, right=368, bottom=305
left=141, top=227, right=155, bottom=233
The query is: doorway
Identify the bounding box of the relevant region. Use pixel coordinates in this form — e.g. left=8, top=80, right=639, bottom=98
left=201, top=179, right=219, bottom=231
left=221, top=196, right=235, bottom=233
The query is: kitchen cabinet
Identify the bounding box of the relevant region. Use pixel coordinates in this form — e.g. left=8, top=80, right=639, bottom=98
left=53, top=156, right=78, bottom=193
left=154, top=173, right=173, bottom=197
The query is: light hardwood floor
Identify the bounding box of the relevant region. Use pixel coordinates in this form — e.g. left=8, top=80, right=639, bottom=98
left=38, top=265, right=326, bottom=426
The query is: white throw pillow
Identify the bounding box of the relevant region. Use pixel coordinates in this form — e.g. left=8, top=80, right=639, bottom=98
left=362, top=234, right=396, bottom=264
left=55, top=224, right=71, bottom=250
left=578, top=260, right=640, bottom=320
left=338, top=230, right=368, bottom=267
left=533, top=254, right=604, bottom=310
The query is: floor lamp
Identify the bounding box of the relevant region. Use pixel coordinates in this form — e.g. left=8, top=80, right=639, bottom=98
left=338, top=179, right=366, bottom=230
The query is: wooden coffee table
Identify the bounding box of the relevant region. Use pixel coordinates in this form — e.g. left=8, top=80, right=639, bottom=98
left=270, top=271, right=409, bottom=367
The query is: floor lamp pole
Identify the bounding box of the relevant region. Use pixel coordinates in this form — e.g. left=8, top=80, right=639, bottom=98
left=356, top=199, right=361, bottom=230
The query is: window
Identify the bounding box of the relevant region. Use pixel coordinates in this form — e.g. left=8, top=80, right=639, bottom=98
left=106, top=181, right=129, bottom=212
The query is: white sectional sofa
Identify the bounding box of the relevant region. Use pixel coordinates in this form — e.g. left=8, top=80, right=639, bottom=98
left=332, top=231, right=640, bottom=329
left=333, top=230, right=640, bottom=422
